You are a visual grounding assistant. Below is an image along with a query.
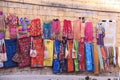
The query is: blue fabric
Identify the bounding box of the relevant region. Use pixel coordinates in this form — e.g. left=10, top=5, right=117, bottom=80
left=90, top=44, right=95, bottom=71
left=43, top=22, right=52, bottom=39
left=4, top=39, right=18, bottom=68
left=53, top=40, right=60, bottom=73
left=85, top=43, right=93, bottom=71
left=53, top=59, right=60, bottom=73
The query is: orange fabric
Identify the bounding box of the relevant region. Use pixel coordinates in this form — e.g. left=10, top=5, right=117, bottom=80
left=31, top=38, right=44, bottom=67
left=73, top=20, right=81, bottom=40
left=67, top=40, right=74, bottom=72
left=93, top=43, right=99, bottom=75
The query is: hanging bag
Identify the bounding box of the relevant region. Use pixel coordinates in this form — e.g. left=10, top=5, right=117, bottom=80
left=0, top=39, right=7, bottom=62
left=30, top=37, right=37, bottom=57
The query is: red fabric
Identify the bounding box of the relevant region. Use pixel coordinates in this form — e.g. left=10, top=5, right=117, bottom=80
left=18, top=37, right=31, bottom=67
left=79, top=40, right=85, bottom=71
left=63, top=20, right=73, bottom=39
left=67, top=40, right=74, bottom=72
left=30, top=18, right=42, bottom=37
left=31, top=37, right=44, bottom=67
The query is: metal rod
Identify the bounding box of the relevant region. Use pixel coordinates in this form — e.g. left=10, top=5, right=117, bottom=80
left=1, top=0, right=120, bottom=13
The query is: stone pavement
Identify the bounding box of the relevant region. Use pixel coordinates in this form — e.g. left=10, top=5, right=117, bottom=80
left=0, top=75, right=119, bottom=80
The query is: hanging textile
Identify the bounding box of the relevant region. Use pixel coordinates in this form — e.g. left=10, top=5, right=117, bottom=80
left=93, top=43, right=99, bottom=75
left=18, top=37, right=31, bottom=67
left=53, top=40, right=61, bottom=73
left=73, top=19, right=81, bottom=40
left=18, top=17, right=30, bottom=38
left=109, top=47, right=114, bottom=65
left=30, top=18, right=42, bottom=37
left=73, top=40, right=79, bottom=72
left=44, top=40, right=53, bottom=66
left=84, top=22, right=93, bottom=43
left=62, top=19, right=73, bottom=39
left=100, top=46, right=108, bottom=71
left=118, top=47, right=120, bottom=67
left=67, top=40, right=74, bottom=72
left=0, top=11, right=5, bottom=40
left=81, top=22, right=85, bottom=38
left=6, top=14, right=19, bottom=39
left=4, top=39, right=18, bottom=68
left=85, top=43, right=94, bottom=71
left=52, top=19, right=61, bottom=40
left=96, top=23, right=105, bottom=46
left=59, top=39, right=68, bottom=72
left=43, top=21, right=52, bottom=39
left=31, top=37, right=44, bottom=67
left=79, top=39, right=85, bottom=71
left=97, top=45, right=104, bottom=71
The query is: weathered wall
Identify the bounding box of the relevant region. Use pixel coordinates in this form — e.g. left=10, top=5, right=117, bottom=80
left=0, top=0, right=120, bottom=76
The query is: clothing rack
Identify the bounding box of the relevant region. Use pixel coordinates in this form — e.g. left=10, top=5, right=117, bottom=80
left=1, top=0, right=120, bottom=13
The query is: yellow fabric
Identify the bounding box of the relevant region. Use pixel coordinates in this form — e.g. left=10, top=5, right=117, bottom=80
left=118, top=47, right=120, bottom=67
left=44, top=40, right=54, bottom=66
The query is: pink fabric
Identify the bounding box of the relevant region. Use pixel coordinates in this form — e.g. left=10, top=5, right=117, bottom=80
left=52, top=19, right=60, bottom=34
left=73, top=20, right=81, bottom=40
left=84, top=22, right=94, bottom=43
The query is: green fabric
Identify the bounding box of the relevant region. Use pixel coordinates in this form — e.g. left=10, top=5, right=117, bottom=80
left=74, top=40, right=79, bottom=71
left=97, top=45, right=104, bottom=70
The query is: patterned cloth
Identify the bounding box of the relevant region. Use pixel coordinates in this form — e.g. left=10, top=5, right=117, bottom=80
left=18, top=37, right=31, bottom=67
left=30, top=18, right=42, bottom=37
left=43, top=22, right=52, bottom=39
left=31, top=37, right=44, bottom=67
left=6, top=14, right=19, bottom=39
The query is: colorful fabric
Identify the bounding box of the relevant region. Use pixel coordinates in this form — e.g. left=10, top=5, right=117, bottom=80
left=73, top=20, right=81, bottom=40
left=0, top=11, right=5, bottom=39
left=96, top=23, right=105, bottom=46
left=44, top=40, right=53, bottom=66
left=18, top=37, right=31, bottom=67
left=18, top=17, right=30, bottom=38
left=31, top=37, right=44, bottom=67
left=4, top=39, right=18, bottom=68
left=84, top=22, right=94, bottom=43
left=67, top=40, right=74, bottom=72
left=85, top=43, right=93, bottom=71
left=30, top=18, right=42, bottom=37
left=79, top=40, right=85, bottom=71
left=62, top=19, right=73, bottom=39
left=43, top=22, right=52, bottom=39
left=52, top=19, right=61, bottom=40
left=97, top=45, right=104, bottom=70
left=93, top=43, right=99, bottom=75
left=53, top=40, right=61, bottom=73
left=74, top=40, right=79, bottom=72
left=6, top=14, right=19, bottom=39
